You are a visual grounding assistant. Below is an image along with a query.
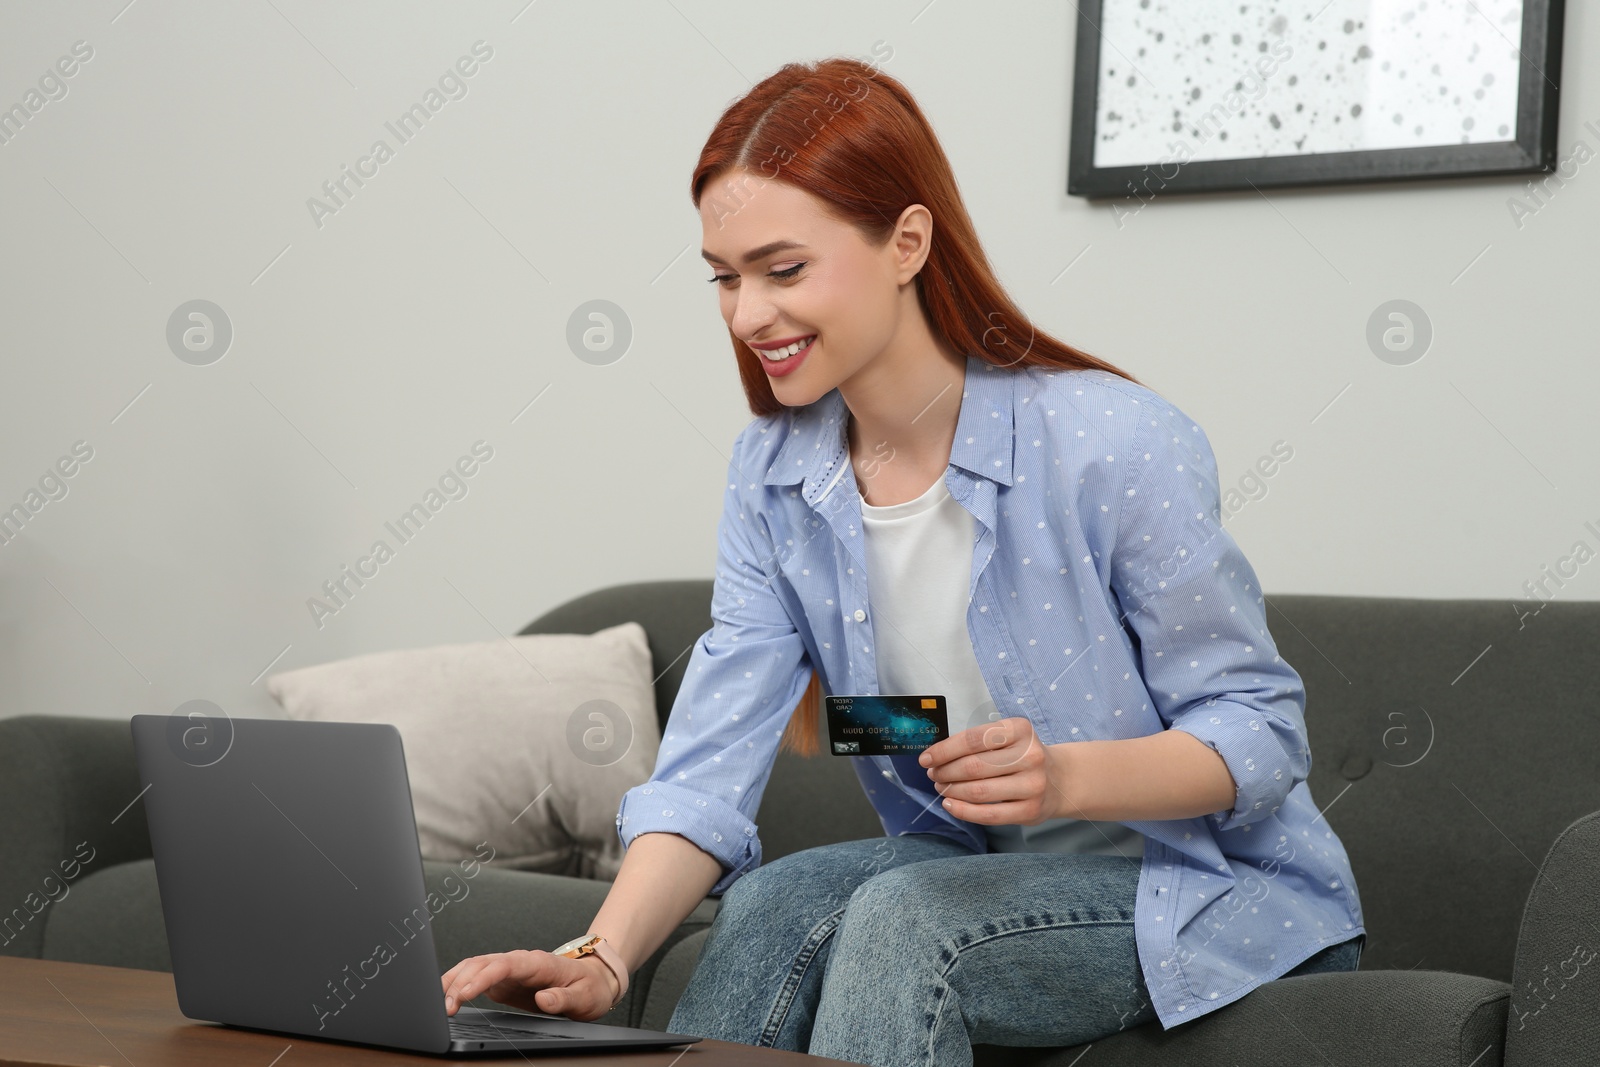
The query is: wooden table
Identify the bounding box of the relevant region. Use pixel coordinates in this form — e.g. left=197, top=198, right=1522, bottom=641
left=0, top=956, right=855, bottom=1066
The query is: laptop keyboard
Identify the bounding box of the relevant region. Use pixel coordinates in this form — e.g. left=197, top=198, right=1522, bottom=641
left=449, top=1014, right=580, bottom=1041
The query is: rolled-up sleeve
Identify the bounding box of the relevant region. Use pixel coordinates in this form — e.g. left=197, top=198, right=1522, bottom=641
left=615, top=422, right=812, bottom=895
left=1107, top=400, right=1309, bottom=831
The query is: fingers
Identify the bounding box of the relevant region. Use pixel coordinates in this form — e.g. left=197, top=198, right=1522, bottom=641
left=441, top=950, right=554, bottom=1014
left=931, top=767, right=1044, bottom=806
left=443, top=956, right=509, bottom=1014
left=513, top=956, right=607, bottom=1020
left=530, top=981, right=571, bottom=1016
left=440, top=952, right=613, bottom=1021
left=938, top=794, right=1048, bottom=825
left=926, top=731, right=1042, bottom=785
left=920, top=716, right=1035, bottom=771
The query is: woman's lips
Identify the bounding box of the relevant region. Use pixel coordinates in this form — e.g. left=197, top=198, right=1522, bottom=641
left=758, top=335, right=816, bottom=378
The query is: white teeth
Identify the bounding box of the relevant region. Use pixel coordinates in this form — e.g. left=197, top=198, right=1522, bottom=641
left=761, top=336, right=815, bottom=361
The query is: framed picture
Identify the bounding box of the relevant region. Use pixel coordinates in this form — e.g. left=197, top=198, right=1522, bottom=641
left=1067, top=0, right=1566, bottom=200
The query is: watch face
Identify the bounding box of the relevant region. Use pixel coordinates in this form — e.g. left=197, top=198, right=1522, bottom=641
left=555, top=935, right=597, bottom=956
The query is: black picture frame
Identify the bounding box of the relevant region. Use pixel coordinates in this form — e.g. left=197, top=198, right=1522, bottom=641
left=1067, top=0, right=1566, bottom=200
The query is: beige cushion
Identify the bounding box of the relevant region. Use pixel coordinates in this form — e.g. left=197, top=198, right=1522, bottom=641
left=265, top=622, right=660, bottom=881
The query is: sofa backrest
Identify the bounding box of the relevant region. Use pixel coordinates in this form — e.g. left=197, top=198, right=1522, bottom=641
left=518, top=580, right=886, bottom=868
left=1258, top=593, right=1598, bottom=983
left=522, top=582, right=1600, bottom=984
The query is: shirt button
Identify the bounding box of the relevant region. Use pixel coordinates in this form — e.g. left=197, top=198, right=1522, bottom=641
left=854, top=609, right=866, bottom=622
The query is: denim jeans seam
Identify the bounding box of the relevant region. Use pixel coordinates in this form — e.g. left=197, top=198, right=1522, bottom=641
left=941, top=914, right=1136, bottom=972
left=922, top=965, right=958, bottom=1067
left=757, top=904, right=849, bottom=1047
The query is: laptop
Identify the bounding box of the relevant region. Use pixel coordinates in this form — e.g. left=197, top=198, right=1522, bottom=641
left=129, top=712, right=703, bottom=1056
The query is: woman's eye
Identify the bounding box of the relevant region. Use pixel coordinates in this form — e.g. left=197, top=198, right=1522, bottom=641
left=706, top=263, right=806, bottom=287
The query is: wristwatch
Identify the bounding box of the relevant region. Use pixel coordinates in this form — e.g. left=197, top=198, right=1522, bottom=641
left=551, top=934, right=629, bottom=1007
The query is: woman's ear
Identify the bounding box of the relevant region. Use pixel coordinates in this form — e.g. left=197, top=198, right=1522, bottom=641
left=889, top=203, right=935, bottom=285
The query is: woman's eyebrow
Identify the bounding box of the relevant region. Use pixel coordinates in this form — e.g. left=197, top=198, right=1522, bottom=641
left=701, top=239, right=807, bottom=266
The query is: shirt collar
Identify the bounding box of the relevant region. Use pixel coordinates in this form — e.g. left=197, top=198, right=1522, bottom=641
left=761, top=352, right=1016, bottom=495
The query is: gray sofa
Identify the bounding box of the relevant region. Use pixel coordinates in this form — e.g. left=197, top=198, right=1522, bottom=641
left=3, top=580, right=1595, bottom=1065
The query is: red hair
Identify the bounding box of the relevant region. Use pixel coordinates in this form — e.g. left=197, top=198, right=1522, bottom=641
left=691, top=54, right=1146, bottom=756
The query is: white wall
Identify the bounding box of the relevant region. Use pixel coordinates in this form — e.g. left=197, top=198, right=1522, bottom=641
left=1, top=0, right=1595, bottom=725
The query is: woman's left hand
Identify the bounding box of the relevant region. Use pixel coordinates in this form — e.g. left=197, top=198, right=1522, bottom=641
left=917, top=716, right=1072, bottom=825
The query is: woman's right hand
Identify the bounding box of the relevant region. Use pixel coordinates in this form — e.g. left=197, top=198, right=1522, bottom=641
left=440, top=950, right=620, bottom=1022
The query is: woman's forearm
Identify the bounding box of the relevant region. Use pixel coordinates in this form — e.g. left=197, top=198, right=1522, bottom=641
left=1047, top=729, right=1237, bottom=822
left=586, top=831, right=724, bottom=975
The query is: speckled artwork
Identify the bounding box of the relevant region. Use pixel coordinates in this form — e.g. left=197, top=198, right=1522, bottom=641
left=1092, top=0, right=1525, bottom=167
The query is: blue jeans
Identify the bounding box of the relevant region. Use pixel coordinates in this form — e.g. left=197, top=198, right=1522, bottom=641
left=668, top=833, right=1362, bottom=1067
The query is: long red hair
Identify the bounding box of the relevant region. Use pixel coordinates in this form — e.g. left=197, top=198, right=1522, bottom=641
left=691, top=54, right=1146, bottom=757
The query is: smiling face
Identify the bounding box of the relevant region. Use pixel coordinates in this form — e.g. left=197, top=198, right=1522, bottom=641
left=700, top=169, right=921, bottom=407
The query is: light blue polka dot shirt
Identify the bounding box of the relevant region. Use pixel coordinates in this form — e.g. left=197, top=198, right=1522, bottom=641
left=616, top=353, right=1365, bottom=1029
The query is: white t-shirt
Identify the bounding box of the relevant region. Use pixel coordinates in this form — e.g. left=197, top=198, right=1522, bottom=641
left=859, top=470, right=1147, bottom=860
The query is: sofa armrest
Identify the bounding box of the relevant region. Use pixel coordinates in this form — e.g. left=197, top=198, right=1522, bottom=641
left=1503, top=808, right=1600, bottom=1067
left=0, top=716, right=152, bottom=959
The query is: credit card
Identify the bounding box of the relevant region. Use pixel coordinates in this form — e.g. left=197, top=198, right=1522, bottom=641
left=825, top=694, right=949, bottom=756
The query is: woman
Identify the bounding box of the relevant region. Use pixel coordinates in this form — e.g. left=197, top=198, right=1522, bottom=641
left=441, top=55, right=1365, bottom=1067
